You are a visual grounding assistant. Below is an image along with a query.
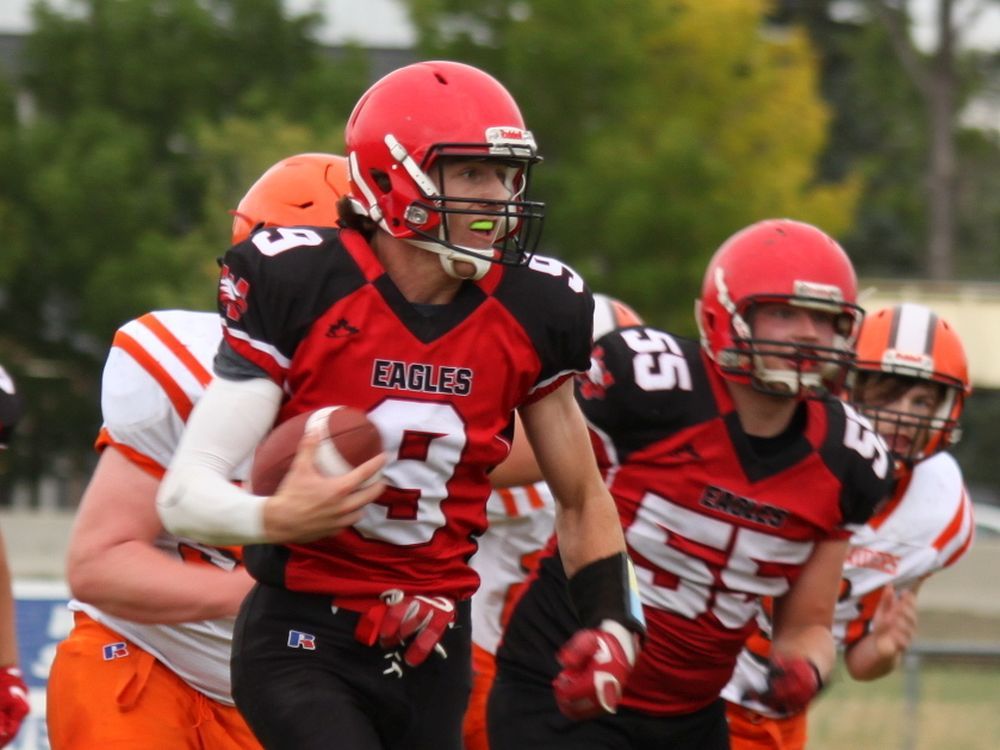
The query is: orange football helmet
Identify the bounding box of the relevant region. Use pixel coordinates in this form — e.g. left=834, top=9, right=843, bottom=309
left=231, top=153, right=350, bottom=244
left=850, top=303, right=970, bottom=464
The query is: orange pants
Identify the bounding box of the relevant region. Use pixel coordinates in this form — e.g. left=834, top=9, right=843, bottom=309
left=463, top=642, right=497, bottom=750
left=47, top=612, right=261, bottom=750
left=726, top=701, right=808, bottom=750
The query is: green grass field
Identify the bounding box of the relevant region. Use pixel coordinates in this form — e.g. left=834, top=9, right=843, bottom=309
left=808, top=662, right=1000, bottom=749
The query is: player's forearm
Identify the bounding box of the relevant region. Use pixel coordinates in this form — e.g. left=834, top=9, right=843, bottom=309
left=68, top=541, right=254, bottom=622
left=554, top=484, right=626, bottom=576
left=159, top=464, right=269, bottom=545
left=157, top=376, right=280, bottom=544
left=844, top=632, right=902, bottom=680
left=524, top=382, right=624, bottom=574
left=772, top=624, right=836, bottom=679
left=771, top=537, right=847, bottom=679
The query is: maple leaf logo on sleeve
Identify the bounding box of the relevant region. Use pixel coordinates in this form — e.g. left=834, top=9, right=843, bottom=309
left=577, top=345, right=615, bottom=400
left=219, top=264, right=250, bottom=321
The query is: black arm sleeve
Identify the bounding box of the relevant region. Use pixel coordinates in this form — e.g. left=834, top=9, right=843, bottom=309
left=566, top=552, right=647, bottom=636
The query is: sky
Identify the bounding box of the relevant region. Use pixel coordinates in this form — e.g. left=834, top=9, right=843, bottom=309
left=0, top=0, right=419, bottom=46
left=286, top=0, right=415, bottom=47
left=0, top=0, right=998, bottom=51
left=0, top=0, right=414, bottom=47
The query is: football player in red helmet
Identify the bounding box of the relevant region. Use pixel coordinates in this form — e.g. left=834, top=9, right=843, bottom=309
left=697, top=218, right=864, bottom=398
left=230, top=152, right=350, bottom=245
left=341, top=60, right=544, bottom=281
left=158, top=61, right=643, bottom=750
left=46, top=154, right=350, bottom=750
left=490, top=219, right=891, bottom=750
left=464, top=293, right=645, bottom=750
left=725, top=302, right=974, bottom=750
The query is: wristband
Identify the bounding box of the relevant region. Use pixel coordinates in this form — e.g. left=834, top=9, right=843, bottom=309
left=567, top=552, right=646, bottom=636
left=808, top=659, right=824, bottom=691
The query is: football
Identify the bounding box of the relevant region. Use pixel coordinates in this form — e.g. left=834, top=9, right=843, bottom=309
left=250, top=406, right=383, bottom=495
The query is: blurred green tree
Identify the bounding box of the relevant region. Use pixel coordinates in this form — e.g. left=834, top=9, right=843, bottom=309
left=0, top=0, right=368, bottom=499
left=407, top=0, right=863, bottom=332
left=770, top=0, right=1000, bottom=281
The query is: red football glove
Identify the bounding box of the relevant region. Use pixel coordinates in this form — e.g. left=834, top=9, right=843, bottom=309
left=355, top=589, right=456, bottom=667
left=552, top=620, right=639, bottom=720
left=750, top=654, right=823, bottom=715
left=0, top=666, right=28, bottom=748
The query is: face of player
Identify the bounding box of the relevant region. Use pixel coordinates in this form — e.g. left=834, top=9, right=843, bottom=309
left=857, top=378, right=943, bottom=458
left=749, top=303, right=839, bottom=373
left=435, top=157, right=520, bottom=250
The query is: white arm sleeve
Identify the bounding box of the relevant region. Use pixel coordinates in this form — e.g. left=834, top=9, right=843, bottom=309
left=156, top=376, right=283, bottom=545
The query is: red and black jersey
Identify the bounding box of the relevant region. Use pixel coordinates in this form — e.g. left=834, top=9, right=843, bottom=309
left=576, top=326, right=892, bottom=715
left=216, top=226, right=593, bottom=601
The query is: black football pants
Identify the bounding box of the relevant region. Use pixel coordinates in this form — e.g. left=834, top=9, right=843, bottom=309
left=231, top=582, right=472, bottom=750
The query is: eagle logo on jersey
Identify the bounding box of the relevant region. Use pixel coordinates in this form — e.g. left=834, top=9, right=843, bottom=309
left=700, top=485, right=789, bottom=529
left=327, top=318, right=360, bottom=338
left=219, top=265, right=250, bottom=321
left=371, top=359, right=473, bottom=396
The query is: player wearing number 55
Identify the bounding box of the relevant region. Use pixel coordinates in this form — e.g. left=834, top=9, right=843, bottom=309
left=488, top=219, right=894, bottom=750
left=157, top=60, right=644, bottom=750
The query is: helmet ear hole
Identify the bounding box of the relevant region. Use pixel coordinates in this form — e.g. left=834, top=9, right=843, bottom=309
left=371, top=169, right=392, bottom=194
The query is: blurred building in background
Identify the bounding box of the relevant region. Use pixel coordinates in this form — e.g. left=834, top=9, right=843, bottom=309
left=861, top=279, right=1000, bottom=389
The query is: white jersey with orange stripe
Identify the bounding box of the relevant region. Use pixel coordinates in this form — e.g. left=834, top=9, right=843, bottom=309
left=721, top=451, right=973, bottom=716
left=70, top=309, right=250, bottom=705
left=831, top=451, right=973, bottom=643
left=470, top=482, right=556, bottom=654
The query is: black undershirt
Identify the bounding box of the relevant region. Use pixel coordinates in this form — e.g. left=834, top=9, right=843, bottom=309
left=745, top=402, right=807, bottom=458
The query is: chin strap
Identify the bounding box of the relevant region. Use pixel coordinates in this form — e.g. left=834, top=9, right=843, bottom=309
left=750, top=359, right=824, bottom=396
left=750, top=334, right=851, bottom=397
left=406, top=238, right=493, bottom=280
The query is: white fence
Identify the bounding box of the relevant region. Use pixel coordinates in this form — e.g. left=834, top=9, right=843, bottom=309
left=899, top=642, right=1000, bottom=750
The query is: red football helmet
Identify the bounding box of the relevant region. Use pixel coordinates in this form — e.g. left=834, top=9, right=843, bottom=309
left=592, top=293, right=644, bottom=340
left=231, top=153, right=349, bottom=244
left=696, top=219, right=863, bottom=397
left=850, top=303, right=970, bottom=465
left=345, top=60, right=544, bottom=280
